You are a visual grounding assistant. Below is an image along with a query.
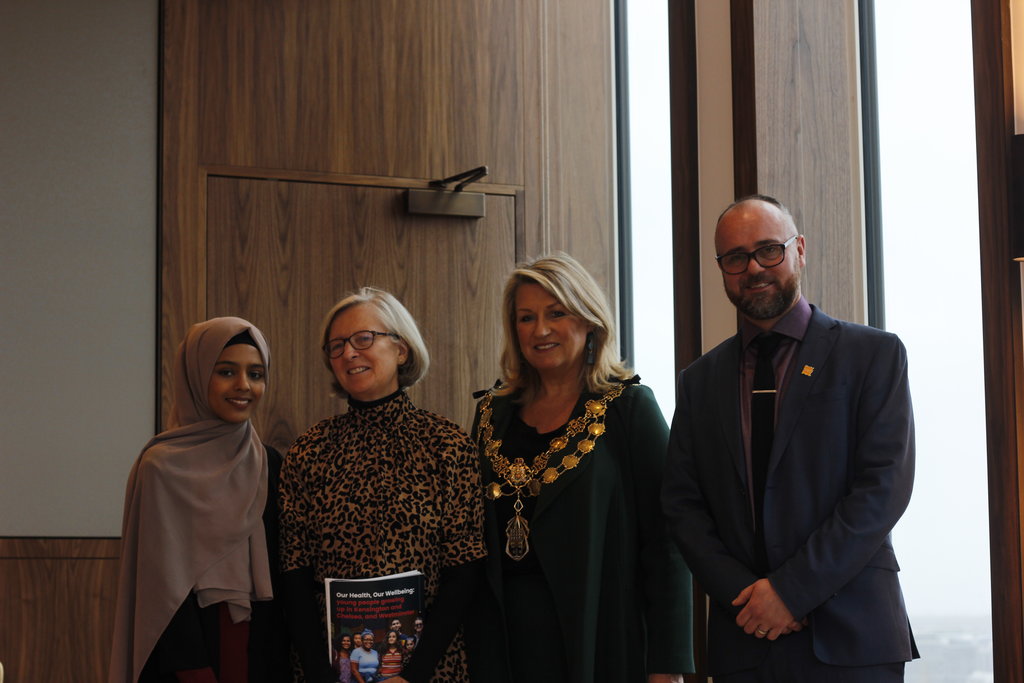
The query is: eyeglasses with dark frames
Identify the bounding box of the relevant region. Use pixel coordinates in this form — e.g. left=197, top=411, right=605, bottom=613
left=715, top=235, right=799, bottom=275
left=323, top=330, right=401, bottom=358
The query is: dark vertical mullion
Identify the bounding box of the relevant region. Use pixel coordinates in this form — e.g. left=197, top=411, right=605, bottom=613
left=668, top=2, right=704, bottom=680
left=157, top=0, right=167, bottom=434
left=613, top=0, right=634, bottom=366
left=669, top=0, right=702, bottom=375
left=731, top=0, right=757, bottom=198
left=858, top=0, right=885, bottom=330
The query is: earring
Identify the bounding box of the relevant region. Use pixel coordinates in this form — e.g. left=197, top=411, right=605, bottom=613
left=585, top=331, right=595, bottom=365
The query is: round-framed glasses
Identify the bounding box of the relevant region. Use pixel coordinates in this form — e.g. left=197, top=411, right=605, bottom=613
left=323, top=330, right=401, bottom=359
left=715, top=235, right=799, bottom=275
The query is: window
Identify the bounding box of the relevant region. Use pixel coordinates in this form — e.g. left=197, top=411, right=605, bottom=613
left=872, top=2, right=992, bottom=680
left=621, top=0, right=674, bottom=419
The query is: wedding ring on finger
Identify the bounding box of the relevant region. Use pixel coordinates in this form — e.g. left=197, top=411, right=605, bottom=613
left=756, top=628, right=769, bottom=636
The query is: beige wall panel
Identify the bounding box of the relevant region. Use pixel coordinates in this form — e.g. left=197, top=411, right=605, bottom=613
left=753, top=0, right=866, bottom=323
left=2, top=0, right=157, bottom=538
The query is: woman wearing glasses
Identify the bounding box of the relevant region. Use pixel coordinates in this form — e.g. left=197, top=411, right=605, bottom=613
left=279, top=287, right=486, bottom=683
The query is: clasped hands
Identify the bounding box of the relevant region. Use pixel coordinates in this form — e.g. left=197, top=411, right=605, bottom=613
left=732, top=578, right=806, bottom=641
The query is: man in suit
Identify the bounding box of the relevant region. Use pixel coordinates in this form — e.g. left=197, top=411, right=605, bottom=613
left=662, top=195, right=917, bottom=681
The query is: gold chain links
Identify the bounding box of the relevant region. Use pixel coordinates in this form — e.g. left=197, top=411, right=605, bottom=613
left=480, top=382, right=625, bottom=501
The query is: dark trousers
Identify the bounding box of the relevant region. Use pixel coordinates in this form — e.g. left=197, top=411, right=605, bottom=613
left=715, top=628, right=905, bottom=683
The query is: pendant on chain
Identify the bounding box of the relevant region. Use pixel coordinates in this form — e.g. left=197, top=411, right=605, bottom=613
left=505, top=497, right=530, bottom=560
left=479, top=383, right=625, bottom=562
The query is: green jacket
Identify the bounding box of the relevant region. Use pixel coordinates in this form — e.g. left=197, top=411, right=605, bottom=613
left=465, top=381, right=694, bottom=682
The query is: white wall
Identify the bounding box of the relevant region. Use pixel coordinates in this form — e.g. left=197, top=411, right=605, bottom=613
left=0, top=0, right=158, bottom=536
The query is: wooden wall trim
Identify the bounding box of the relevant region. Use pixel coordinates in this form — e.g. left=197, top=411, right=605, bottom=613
left=971, top=1, right=1024, bottom=680
left=0, top=537, right=120, bottom=559
left=729, top=0, right=757, bottom=197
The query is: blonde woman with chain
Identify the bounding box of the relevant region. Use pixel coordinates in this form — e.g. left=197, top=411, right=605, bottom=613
left=465, top=254, right=694, bottom=683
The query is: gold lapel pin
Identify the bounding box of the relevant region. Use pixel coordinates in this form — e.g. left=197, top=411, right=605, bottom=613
left=801, top=365, right=814, bottom=377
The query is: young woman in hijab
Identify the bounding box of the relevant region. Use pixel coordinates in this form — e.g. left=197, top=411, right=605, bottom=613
left=109, top=317, right=290, bottom=683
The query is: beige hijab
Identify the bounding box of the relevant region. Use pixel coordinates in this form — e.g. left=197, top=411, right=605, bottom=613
left=109, top=317, right=273, bottom=683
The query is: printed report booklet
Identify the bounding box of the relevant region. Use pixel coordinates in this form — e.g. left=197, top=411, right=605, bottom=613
left=324, top=570, right=425, bottom=679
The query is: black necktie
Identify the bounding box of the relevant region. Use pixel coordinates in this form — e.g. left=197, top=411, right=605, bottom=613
left=751, top=333, right=782, bottom=574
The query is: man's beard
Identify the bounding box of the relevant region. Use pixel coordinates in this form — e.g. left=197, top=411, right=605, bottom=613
left=727, top=271, right=800, bottom=320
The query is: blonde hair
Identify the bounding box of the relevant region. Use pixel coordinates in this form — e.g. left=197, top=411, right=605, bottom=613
left=497, top=253, right=631, bottom=402
left=319, top=287, right=429, bottom=397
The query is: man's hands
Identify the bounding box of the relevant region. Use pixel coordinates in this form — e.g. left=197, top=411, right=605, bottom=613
left=732, top=578, right=805, bottom=640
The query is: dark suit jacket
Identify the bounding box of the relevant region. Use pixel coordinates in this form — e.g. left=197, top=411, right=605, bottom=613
left=662, top=306, right=917, bottom=675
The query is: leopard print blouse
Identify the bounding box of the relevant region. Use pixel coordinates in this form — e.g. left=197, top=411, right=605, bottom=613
left=279, top=391, right=486, bottom=682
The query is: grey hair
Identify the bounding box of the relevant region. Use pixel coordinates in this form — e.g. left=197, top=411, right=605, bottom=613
left=319, top=287, right=429, bottom=397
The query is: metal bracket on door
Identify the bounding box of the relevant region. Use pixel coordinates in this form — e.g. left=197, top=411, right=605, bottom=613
left=406, top=165, right=488, bottom=218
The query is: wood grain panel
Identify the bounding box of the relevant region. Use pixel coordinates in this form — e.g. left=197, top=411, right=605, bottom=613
left=1, top=558, right=52, bottom=681
left=161, top=0, right=620, bottom=427
left=752, top=0, right=865, bottom=324
left=206, top=177, right=515, bottom=450
left=0, top=539, right=119, bottom=683
left=161, top=0, right=206, bottom=427
left=970, top=0, right=1024, bottom=679
left=197, top=0, right=522, bottom=184
left=537, top=0, right=618, bottom=297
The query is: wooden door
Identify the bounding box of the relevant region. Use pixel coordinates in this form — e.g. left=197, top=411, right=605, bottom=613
left=206, top=175, right=514, bottom=447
